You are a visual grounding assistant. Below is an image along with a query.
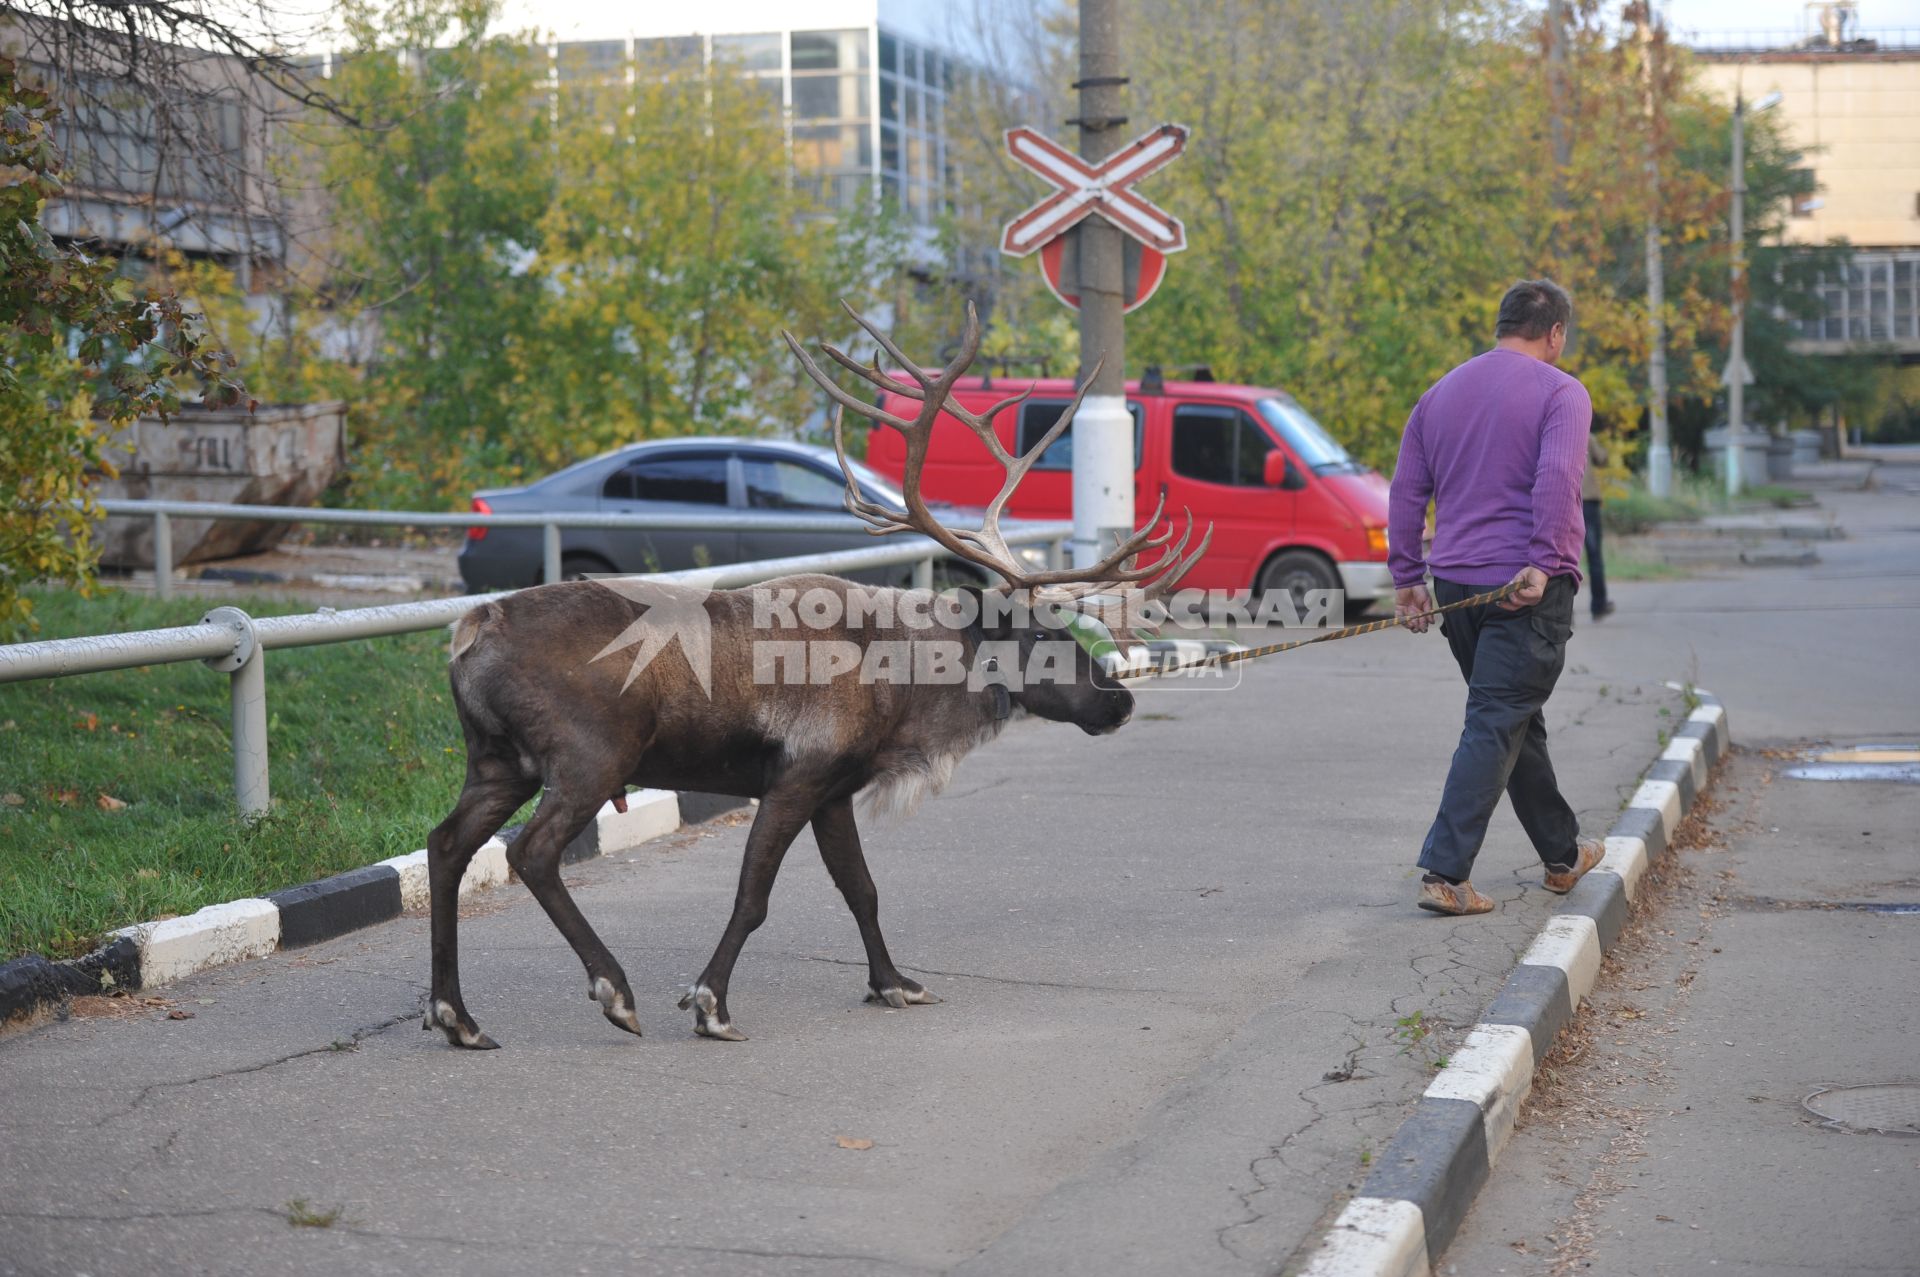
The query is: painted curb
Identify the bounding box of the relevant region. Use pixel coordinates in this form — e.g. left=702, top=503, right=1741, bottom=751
left=0, top=787, right=748, bottom=1028
left=1299, top=689, right=1728, bottom=1277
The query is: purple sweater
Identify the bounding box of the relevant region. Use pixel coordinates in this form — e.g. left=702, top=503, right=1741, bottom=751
left=1388, top=348, right=1592, bottom=590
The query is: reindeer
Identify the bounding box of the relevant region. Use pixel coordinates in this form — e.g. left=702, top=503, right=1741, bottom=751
left=422, top=303, right=1210, bottom=1047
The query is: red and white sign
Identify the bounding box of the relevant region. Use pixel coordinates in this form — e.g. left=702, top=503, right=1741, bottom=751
left=1038, top=227, right=1168, bottom=315
left=999, top=123, right=1189, bottom=259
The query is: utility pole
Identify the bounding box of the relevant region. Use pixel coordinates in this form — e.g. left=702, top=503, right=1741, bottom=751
left=1070, top=0, right=1134, bottom=570
left=1727, top=92, right=1750, bottom=498
left=1636, top=5, right=1673, bottom=497
left=1547, top=0, right=1572, bottom=214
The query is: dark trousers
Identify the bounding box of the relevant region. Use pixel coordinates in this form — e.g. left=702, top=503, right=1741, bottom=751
left=1416, top=576, right=1581, bottom=883
left=1582, top=498, right=1608, bottom=616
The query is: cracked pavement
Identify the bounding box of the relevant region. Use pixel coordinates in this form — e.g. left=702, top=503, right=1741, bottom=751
left=4, top=573, right=1698, bottom=1276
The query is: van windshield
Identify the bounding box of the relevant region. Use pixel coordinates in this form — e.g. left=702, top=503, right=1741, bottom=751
left=1257, top=398, right=1364, bottom=474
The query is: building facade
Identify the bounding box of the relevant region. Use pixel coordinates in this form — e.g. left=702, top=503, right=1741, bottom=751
left=544, top=1, right=979, bottom=227
left=1690, top=14, right=1920, bottom=356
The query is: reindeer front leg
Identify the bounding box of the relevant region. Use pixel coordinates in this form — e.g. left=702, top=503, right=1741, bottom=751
left=681, top=788, right=816, bottom=1040
left=812, top=796, right=939, bottom=1010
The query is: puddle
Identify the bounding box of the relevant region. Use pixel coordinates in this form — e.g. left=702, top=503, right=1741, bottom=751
left=1738, top=896, right=1920, bottom=915
left=1784, top=763, right=1920, bottom=783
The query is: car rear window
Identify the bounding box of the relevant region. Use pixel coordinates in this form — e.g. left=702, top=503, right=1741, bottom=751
left=1171, top=405, right=1273, bottom=487
left=1015, top=399, right=1144, bottom=471
left=604, top=453, right=729, bottom=504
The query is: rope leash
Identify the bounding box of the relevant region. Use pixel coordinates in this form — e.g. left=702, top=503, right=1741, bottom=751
left=1113, top=580, right=1523, bottom=681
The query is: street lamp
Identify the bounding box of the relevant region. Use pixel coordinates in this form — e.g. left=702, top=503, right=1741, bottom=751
left=1726, top=89, right=1781, bottom=498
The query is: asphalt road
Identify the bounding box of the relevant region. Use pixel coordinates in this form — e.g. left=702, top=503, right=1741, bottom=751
left=1444, top=465, right=1920, bottom=1277
left=3, top=467, right=1914, bottom=1276
left=1444, top=744, right=1920, bottom=1277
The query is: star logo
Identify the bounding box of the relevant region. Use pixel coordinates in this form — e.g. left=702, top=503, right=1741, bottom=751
left=589, top=578, right=715, bottom=698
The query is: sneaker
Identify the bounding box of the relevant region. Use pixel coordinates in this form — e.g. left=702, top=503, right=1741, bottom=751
left=1543, top=838, right=1606, bottom=894
left=1417, top=879, right=1495, bottom=915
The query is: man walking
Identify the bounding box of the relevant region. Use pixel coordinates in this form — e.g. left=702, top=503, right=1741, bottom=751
left=1388, top=279, right=1605, bottom=916
left=1584, top=432, right=1616, bottom=621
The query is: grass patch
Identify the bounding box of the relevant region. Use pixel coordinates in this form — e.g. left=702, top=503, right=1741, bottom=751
left=284, top=1198, right=344, bottom=1228
left=1738, top=483, right=1812, bottom=509
left=0, top=588, right=506, bottom=961
left=1601, top=488, right=1703, bottom=535
left=1596, top=539, right=1690, bottom=582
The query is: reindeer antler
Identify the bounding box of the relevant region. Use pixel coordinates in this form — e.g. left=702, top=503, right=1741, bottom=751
left=780, top=301, right=1213, bottom=617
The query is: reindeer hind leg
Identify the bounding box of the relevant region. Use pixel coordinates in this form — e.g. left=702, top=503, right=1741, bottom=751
left=426, top=767, right=538, bottom=1049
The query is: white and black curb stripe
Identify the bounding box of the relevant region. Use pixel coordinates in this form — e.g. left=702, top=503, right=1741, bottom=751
left=1299, top=690, right=1728, bottom=1277
left=0, top=788, right=744, bottom=1026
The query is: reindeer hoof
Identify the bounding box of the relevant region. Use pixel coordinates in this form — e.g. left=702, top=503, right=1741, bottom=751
left=425, top=999, right=500, bottom=1050
left=679, top=983, right=747, bottom=1041
left=592, top=977, right=644, bottom=1037
left=866, top=979, right=941, bottom=1008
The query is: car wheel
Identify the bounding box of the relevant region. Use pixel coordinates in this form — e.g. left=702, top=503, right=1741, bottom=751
left=560, top=552, right=617, bottom=583
left=1256, top=550, right=1342, bottom=617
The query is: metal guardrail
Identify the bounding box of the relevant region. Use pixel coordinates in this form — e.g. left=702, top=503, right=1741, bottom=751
left=98, top=497, right=954, bottom=600
left=6, top=505, right=1071, bottom=817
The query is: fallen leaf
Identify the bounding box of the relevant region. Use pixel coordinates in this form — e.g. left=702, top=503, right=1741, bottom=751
left=833, top=1136, right=874, bottom=1151
left=166, top=1009, right=195, bottom=1020
left=135, top=867, right=159, bottom=880
left=1657, top=1215, right=1676, bottom=1222
left=48, top=788, right=79, bottom=807
left=1, top=793, right=22, bottom=806
left=96, top=793, right=128, bottom=811
left=74, top=713, right=98, bottom=732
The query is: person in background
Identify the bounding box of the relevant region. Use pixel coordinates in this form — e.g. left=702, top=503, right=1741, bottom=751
left=1583, top=432, right=1615, bottom=621
left=1387, top=279, right=1606, bottom=917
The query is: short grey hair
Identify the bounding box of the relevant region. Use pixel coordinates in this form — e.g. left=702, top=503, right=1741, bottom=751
left=1495, top=279, right=1572, bottom=340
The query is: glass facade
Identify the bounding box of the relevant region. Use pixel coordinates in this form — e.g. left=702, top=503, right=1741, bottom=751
left=876, top=28, right=948, bottom=222
left=1797, top=250, right=1920, bottom=345
left=592, top=24, right=958, bottom=225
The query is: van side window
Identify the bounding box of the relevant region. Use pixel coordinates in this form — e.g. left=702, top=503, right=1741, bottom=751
left=1171, top=405, right=1273, bottom=487
left=603, top=453, right=730, bottom=504
left=1016, top=400, right=1144, bottom=471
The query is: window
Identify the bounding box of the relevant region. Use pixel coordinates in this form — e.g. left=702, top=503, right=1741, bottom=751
left=1790, top=168, right=1818, bottom=218
left=1171, top=405, right=1273, bottom=487
left=1016, top=400, right=1144, bottom=471
left=712, top=32, right=782, bottom=71
left=791, top=29, right=867, bottom=71
left=794, top=124, right=871, bottom=169
left=794, top=74, right=861, bottom=120
left=635, top=36, right=702, bottom=69
left=742, top=457, right=847, bottom=511
left=604, top=453, right=729, bottom=504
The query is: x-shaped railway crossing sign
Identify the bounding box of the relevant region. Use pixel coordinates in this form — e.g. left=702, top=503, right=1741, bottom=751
left=1000, top=122, right=1189, bottom=259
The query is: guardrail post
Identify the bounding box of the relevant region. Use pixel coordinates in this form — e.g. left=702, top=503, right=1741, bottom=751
left=912, top=555, right=935, bottom=590
left=201, top=606, right=268, bottom=818
left=543, top=522, right=563, bottom=585
left=153, top=511, right=173, bottom=601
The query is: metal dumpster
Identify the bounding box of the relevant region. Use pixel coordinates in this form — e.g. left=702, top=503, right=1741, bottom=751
left=94, top=401, right=346, bottom=567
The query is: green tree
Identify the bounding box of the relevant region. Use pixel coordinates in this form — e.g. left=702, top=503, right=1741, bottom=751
left=304, top=1, right=905, bottom=506
left=0, top=56, right=241, bottom=638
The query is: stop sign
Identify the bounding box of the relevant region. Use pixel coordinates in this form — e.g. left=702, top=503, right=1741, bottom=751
left=1038, top=226, right=1169, bottom=315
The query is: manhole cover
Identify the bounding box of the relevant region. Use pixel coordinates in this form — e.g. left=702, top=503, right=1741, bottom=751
left=1802, top=1084, right=1920, bottom=1136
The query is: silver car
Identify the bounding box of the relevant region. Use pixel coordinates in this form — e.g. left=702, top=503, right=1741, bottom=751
left=457, top=437, right=999, bottom=591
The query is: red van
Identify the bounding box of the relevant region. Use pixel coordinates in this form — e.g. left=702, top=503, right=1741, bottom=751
left=865, top=375, right=1394, bottom=610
